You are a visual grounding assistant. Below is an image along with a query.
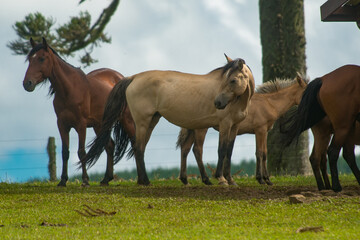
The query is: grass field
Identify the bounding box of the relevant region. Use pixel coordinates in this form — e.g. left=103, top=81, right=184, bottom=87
left=0, top=175, right=359, bottom=239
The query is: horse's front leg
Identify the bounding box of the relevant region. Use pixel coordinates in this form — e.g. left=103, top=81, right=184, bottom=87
left=216, top=124, right=236, bottom=185
left=223, top=138, right=236, bottom=186
left=76, top=125, right=89, bottom=186
left=215, top=132, right=227, bottom=185
left=57, top=121, right=70, bottom=187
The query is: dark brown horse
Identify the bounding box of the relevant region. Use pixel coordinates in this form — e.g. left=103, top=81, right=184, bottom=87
left=177, top=74, right=307, bottom=185
left=23, top=37, right=135, bottom=186
left=310, top=117, right=360, bottom=190
left=282, top=64, right=360, bottom=192
left=86, top=54, right=255, bottom=186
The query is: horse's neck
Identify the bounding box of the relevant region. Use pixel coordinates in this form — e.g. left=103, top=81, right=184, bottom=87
left=264, top=86, right=298, bottom=117
left=49, top=57, right=86, bottom=97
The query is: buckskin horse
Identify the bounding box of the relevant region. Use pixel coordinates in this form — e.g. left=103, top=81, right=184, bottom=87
left=23, top=37, right=135, bottom=186
left=281, top=64, right=360, bottom=192
left=86, top=54, right=255, bottom=186
left=177, top=73, right=308, bottom=185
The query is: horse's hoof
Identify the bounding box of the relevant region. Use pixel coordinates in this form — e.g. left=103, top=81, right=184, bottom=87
left=203, top=179, right=213, bottom=185
left=218, top=180, right=228, bottom=186
left=265, top=179, right=273, bottom=186
left=332, top=185, right=342, bottom=192
left=256, top=178, right=266, bottom=185
left=100, top=182, right=109, bottom=186
left=138, top=180, right=151, bottom=186
left=179, top=178, right=188, bottom=185
left=228, top=181, right=238, bottom=186
left=57, top=181, right=66, bottom=187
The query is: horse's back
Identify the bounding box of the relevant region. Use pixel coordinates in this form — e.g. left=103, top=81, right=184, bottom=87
left=86, top=68, right=125, bottom=125
left=319, top=64, right=360, bottom=128
left=87, top=68, right=124, bottom=87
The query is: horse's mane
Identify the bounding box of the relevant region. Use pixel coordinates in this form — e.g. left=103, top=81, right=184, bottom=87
left=256, top=76, right=308, bottom=94
left=26, top=42, right=84, bottom=96
left=212, top=58, right=247, bottom=76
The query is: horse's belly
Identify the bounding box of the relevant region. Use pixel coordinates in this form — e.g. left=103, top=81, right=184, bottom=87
left=161, top=111, right=219, bottom=129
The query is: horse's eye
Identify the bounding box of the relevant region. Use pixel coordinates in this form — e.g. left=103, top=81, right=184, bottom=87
left=230, top=79, right=237, bottom=84
left=39, top=57, right=45, bottom=63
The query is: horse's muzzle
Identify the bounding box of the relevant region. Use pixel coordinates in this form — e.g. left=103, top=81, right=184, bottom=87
left=23, top=80, right=35, bottom=92
left=214, top=94, right=229, bottom=109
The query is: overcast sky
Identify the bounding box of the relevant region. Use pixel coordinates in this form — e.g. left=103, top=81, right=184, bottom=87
left=0, top=0, right=359, bottom=182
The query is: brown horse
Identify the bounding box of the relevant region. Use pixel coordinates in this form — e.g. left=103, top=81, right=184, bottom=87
left=177, top=74, right=308, bottom=185
left=22, top=37, right=135, bottom=186
left=282, top=64, right=360, bottom=192
left=86, top=54, right=255, bottom=185
left=310, top=117, right=360, bottom=190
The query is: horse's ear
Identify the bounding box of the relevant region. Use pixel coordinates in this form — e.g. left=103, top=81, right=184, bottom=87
left=42, top=37, right=49, bottom=51
left=30, top=38, right=36, bottom=48
left=296, top=72, right=305, bottom=86
left=224, top=53, right=233, bottom=63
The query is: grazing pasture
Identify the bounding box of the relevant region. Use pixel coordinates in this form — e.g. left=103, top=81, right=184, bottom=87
left=0, top=175, right=359, bottom=239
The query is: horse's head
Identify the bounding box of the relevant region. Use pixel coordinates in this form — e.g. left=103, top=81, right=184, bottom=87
left=23, top=37, right=54, bottom=92
left=214, top=54, right=254, bottom=109
left=294, top=72, right=308, bottom=105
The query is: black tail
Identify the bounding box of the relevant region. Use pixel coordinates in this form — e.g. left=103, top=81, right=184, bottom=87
left=85, top=78, right=133, bottom=168
left=281, top=78, right=326, bottom=146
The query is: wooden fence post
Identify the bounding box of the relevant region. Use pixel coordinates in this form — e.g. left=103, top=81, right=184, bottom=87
left=47, top=137, right=57, bottom=181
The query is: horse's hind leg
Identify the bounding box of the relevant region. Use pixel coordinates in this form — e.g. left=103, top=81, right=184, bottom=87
left=320, top=153, right=331, bottom=189
left=101, top=139, right=115, bottom=185
left=343, top=143, right=360, bottom=185
left=179, top=129, right=193, bottom=185
left=192, top=129, right=212, bottom=185
left=57, top=121, right=70, bottom=187
left=134, top=113, right=161, bottom=185
left=309, top=149, right=326, bottom=190
left=77, top=126, right=90, bottom=186
left=94, top=126, right=114, bottom=186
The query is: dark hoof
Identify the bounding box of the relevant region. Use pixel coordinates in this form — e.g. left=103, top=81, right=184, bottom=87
left=332, top=185, right=342, bottom=192
left=256, top=178, right=266, bottom=185
left=203, top=179, right=213, bottom=185
left=57, top=180, right=67, bottom=187
left=179, top=177, right=188, bottom=185
left=138, top=180, right=151, bottom=186
left=265, top=179, right=273, bottom=186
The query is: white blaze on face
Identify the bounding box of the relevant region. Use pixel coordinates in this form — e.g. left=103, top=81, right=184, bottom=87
left=32, top=53, right=37, bottom=58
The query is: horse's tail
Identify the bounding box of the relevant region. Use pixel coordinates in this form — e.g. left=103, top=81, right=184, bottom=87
left=281, top=78, right=326, bottom=146
left=176, top=128, right=195, bottom=149
left=85, top=78, right=133, bottom=168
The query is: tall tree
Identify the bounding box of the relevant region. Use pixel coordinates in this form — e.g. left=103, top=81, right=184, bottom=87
left=259, top=0, right=311, bottom=175
left=7, top=0, right=120, bottom=67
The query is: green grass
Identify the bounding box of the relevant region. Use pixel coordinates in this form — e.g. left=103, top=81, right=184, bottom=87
left=0, top=175, right=359, bottom=239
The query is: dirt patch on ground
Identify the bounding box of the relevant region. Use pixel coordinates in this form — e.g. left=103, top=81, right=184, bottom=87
left=120, top=184, right=360, bottom=201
